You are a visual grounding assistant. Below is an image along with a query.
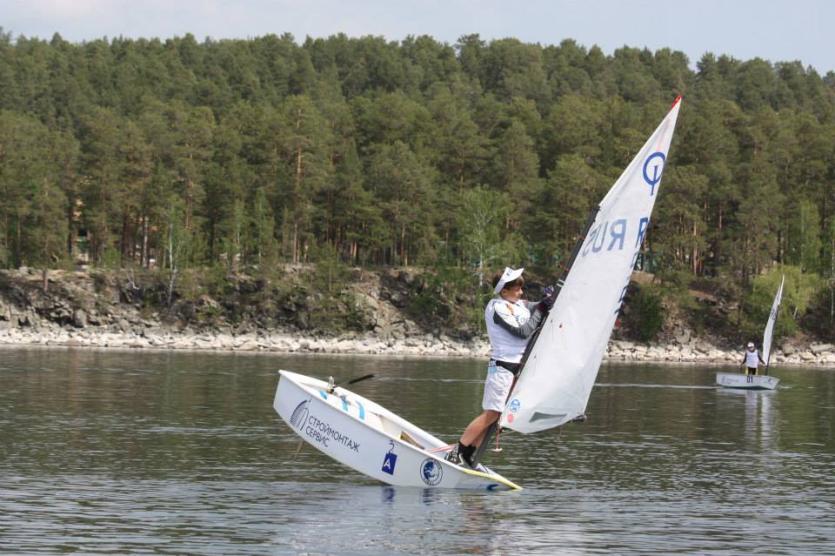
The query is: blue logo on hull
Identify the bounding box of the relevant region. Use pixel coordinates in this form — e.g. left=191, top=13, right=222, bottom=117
left=420, top=458, right=444, bottom=486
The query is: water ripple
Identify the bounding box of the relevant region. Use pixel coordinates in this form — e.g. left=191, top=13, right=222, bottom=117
left=1, top=350, right=834, bottom=554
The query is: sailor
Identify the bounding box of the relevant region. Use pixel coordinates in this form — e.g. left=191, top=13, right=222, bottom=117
left=445, top=267, right=555, bottom=467
left=741, top=341, right=765, bottom=382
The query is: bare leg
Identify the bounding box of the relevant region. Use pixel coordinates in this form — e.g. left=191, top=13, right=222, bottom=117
left=460, top=410, right=500, bottom=447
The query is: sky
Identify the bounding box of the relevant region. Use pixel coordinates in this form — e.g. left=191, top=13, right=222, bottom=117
left=3, top=0, right=834, bottom=74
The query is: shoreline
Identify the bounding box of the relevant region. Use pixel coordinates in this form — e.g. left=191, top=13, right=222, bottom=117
left=2, top=325, right=835, bottom=369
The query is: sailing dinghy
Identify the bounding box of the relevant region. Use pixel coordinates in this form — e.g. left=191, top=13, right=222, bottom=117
left=716, top=275, right=784, bottom=391
left=273, top=370, right=521, bottom=490
left=498, top=97, right=683, bottom=434
left=715, top=372, right=779, bottom=390
left=273, top=97, right=683, bottom=487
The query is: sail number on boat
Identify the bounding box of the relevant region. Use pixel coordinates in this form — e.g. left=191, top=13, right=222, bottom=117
left=581, top=217, right=650, bottom=257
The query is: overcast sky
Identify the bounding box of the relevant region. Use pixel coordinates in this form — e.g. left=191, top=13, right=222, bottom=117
left=4, top=0, right=834, bottom=74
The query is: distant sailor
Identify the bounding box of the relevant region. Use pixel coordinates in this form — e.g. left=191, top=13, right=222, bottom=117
left=741, top=341, right=765, bottom=382
left=445, top=267, right=555, bottom=468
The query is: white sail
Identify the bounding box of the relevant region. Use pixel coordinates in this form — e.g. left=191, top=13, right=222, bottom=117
left=500, top=97, right=682, bottom=434
left=761, top=274, right=784, bottom=367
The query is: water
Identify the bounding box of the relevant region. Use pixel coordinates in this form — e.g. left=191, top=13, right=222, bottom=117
left=1, top=348, right=834, bottom=554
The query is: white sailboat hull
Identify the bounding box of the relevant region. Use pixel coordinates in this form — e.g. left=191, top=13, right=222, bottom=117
left=273, top=370, right=521, bottom=491
left=716, top=372, right=779, bottom=390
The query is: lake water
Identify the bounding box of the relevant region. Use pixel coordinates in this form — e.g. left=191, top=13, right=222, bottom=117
left=1, top=348, right=834, bottom=555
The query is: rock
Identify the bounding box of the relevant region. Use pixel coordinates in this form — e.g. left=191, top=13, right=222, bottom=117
left=18, top=312, right=33, bottom=327
left=809, top=343, right=834, bottom=356
left=398, top=270, right=417, bottom=285
left=709, top=349, right=726, bottom=360
left=694, top=341, right=712, bottom=354
left=647, top=346, right=666, bottom=359
left=675, top=330, right=691, bottom=345
left=72, top=309, right=88, bottom=328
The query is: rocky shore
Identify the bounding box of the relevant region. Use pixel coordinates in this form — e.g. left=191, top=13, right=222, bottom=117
left=2, top=323, right=835, bottom=367
left=2, top=267, right=834, bottom=367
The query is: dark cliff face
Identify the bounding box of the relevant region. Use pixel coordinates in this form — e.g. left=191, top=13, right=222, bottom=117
left=4, top=267, right=809, bottom=351
left=0, top=267, right=481, bottom=341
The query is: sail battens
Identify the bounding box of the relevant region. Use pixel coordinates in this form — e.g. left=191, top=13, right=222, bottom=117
left=500, top=98, right=683, bottom=435
left=530, top=412, right=568, bottom=423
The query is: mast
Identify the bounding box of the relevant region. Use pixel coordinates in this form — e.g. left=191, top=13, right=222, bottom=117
left=471, top=208, right=600, bottom=467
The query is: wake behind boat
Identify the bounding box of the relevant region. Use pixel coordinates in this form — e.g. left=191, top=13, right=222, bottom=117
left=273, top=370, right=521, bottom=490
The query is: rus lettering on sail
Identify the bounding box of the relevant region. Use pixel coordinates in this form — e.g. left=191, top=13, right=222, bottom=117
left=581, top=217, right=653, bottom=258
left=581, top=218, right=626, bottom=256
left=635, top=217, right=649, bottom=247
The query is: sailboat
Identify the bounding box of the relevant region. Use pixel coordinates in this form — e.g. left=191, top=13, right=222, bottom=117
left=273, top=370, right=521, bottom=490
left=272, top=96, right=683, bottom=488
left=498, top=96, right=683, bottom=435
left=716, top=275, right=784, bottom=390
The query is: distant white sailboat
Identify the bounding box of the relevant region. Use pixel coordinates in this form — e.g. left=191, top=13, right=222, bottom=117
left=273, top=97, right=683, bottom=487
left=761, top=274, right=785, bottom=370
left=716, top=275, right=784, bottom=390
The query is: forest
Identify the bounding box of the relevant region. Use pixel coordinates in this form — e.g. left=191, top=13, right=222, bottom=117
left=0, top=30, right=834, bottom=342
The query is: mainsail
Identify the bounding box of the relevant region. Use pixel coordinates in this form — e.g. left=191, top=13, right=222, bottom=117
left=500, top=97, right=682, bottom=434
left=761, top=275, right=785, bottom=368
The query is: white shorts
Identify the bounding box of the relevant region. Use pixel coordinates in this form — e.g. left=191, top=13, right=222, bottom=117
left=481, top=362, right=515, bottom=412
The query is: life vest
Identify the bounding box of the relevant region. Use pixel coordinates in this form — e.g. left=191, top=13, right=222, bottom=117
left=745, top=349, right=760, bottom=368
left=485, top=297, right=531, bottom=363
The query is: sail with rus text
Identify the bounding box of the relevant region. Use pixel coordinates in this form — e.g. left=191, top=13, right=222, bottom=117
left=500, top=97, right=683, bottom=434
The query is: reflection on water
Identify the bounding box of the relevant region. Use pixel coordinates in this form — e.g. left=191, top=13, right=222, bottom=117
left=1, top=348, right=834, bottom=554
left=746, top=389, right=776, bottom=450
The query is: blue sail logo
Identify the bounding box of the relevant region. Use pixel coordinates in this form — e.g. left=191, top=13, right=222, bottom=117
left=643, top=152, right=666, bottom=195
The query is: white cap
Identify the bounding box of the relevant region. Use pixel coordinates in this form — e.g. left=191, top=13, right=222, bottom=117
left=747, top=342, right=755, bottom=348
left=494, top=267, right=524, bottom=294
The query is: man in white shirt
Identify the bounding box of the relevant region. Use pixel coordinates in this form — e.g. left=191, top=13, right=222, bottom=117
left=741, top=341, right=765, bottom=382
left=445, top=266, right=555, bottom=467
